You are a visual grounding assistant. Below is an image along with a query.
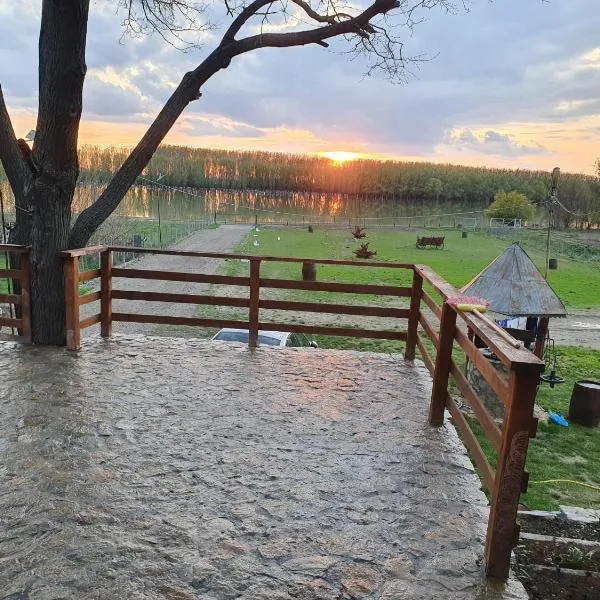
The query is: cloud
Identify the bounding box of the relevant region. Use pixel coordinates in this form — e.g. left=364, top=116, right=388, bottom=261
left=446, top=129, right=553, bottom=157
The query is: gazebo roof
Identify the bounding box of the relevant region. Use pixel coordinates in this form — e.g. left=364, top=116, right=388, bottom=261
left=461, top=243, right=567, bottom=317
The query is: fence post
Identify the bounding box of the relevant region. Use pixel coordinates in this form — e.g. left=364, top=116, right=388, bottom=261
left=100, top=249, right=112, bottom=338
left=248, top=258, right=261, bottom=348
left=64, top=255, right=81, bottom=350
left=428, top=300, right=457, bottom=426
left=486, top=366, right=540, bottom=579
left=19, top=249, right=32, bottom=343
left=405, top=269, right=423, bottom=360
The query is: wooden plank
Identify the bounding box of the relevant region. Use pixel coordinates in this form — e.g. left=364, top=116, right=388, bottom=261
left=60, top=245, right=107, bottom=258
left=80, top=291, right=101, bottom=305
left=248, top=259, right=261, bottom=348
left=0, top=269, right=22, bottom=280
left=107, top=245, right=415, bottom=269
left=112, top=290, right=250, bottom=308
left=18, top=252, right=31, bottom=343
left=257, top=322, right=407, bottom=340
left=64, top=257, right=81, bottom=350
left=450, top=361, right=502, bottom=451
left=421, top=290, right=442, bottom=320
left=112, top=268, right=250, bottom=287
left=455, top=328, right=510, bottom=405
left=80, top=314, right=101, bottom=329
left=486, top=369, right=540, bottom=580
left=446, top=396, right=495, bottom=491
left=429, top=301, right=457, bottom=426
left=0, top=293, right=21, bottom=304
left=405, top=269, right=423, bottom=360
left=260, top=277, right=412, bottom=297
left=416, top=334, right=435, bottom=376
left=112, top=314, right=251, bottom=329
left=0, top=244, right=30, bottom=254
left=259, top=299, right=409, bottom=319
left=79, top=269, right=101, bottom=282
left=100, top=250, right=112, bottom=338
left=0, top=317, right=22, bottom=328
left=419, top=312, right=439, bottom=348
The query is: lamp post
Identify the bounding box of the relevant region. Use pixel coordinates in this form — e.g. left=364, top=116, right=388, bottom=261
left=544, top=167, right=560, bottom=280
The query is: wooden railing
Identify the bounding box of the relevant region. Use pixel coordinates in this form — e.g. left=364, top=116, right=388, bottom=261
left=0, top=244, right=31, bottom=343
left=61, top=245, right=544, bottom=580
left=61, top=246, right=416, bottom=351
left=413, top=264, right=544, bottom=580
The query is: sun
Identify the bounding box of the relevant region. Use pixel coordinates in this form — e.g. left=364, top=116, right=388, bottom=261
left=321, top=151, right=362, bottom=165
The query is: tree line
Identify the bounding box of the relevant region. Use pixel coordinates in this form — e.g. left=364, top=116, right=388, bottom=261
left=74, top=144, right=600, bottom=227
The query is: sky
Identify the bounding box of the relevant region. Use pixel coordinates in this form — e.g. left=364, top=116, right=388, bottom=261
left=1, top=1, right=599, bottom=174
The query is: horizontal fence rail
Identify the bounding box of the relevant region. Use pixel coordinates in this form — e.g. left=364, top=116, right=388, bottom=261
left=0, top=244, right=31, bottom=343
left=60, top=245, right=415, bottom=352
left=61, top=244, right=544, bottom=581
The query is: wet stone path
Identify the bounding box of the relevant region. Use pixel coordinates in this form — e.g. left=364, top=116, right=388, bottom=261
left=0, top=336, right=526, bottom=599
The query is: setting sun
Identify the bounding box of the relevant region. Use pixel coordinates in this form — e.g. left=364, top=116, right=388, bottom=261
left=320, top=151, right=362, bottom=165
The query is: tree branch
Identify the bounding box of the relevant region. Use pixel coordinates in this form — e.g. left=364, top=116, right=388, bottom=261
left=221, top=0, right=277, bottom=44
left=229, top=0, right=400, bottom=53
left=0, top=84, right=32, bottom=198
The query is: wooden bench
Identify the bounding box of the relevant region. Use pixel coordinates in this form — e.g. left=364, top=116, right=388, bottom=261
left=416, top=236, right=445, bottom=249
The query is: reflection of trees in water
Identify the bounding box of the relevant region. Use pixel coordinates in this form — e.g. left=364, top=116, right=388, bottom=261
left=1, top=179, right=471, bottom=225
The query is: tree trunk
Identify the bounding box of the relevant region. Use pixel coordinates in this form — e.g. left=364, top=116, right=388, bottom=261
left=30, top=187, right=72, bottom=345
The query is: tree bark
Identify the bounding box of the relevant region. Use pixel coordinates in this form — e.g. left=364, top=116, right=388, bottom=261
left=10, top=0, right=89, bottom=344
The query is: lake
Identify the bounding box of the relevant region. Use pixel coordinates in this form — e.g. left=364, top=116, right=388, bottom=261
left=0, top=181, right=482, bottom=228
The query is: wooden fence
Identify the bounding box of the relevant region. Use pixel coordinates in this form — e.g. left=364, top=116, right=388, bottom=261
left=0, top=244, right=31, bottom=343
left=61, top=245, right=544, bottom=580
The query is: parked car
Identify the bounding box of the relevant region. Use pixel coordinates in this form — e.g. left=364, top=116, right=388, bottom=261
left=211, top=328, right=318, bottom=348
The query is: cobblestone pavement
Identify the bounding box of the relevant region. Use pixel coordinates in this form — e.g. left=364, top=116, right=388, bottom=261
left=0, top=336, right=527, bottom=600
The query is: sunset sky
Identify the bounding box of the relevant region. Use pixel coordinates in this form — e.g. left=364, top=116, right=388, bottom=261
left=1, top=1, right=599, bottom=174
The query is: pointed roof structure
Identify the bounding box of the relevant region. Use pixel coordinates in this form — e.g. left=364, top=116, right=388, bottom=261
left=461, top=243, right=567, bottom=317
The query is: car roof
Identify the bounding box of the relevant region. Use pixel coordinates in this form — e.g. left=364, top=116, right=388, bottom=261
left=214, top=328, right=290, bottom=342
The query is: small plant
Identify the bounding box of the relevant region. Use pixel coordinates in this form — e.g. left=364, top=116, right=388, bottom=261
left=352, top=226, right=367, bottom=239
left=556, top=546, right=596, bottom=570
left=353, top=242, right=377, bottom=259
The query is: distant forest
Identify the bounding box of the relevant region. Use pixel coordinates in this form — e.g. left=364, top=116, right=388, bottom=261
left=3, top=145, right=600, bottom=227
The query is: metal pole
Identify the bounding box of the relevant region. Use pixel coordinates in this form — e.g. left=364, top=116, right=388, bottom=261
left=544, top=167, right=560, bottom=280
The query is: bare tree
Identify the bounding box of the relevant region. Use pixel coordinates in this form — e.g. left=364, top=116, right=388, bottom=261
left=0, top=0, right=457, bottom=344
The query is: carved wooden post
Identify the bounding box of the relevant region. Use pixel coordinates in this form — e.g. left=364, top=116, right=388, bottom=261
left=64, top=255, right=81, bottom=350
left=19, top=249, right=32, bottom=343
left=486, top=365, right=540, bottom=579
left=405, top=268, right=423, bottom=360
left=428, top=300, right=457, bottom=426
left=248, top=258, right=261, bottom=348
left=100, top=249, right=113, bottom=338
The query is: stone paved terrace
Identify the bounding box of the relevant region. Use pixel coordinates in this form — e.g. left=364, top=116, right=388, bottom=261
left=0, top=336, right=527, bottom=600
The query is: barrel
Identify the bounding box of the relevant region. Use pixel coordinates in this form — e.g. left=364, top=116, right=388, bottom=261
left=462, top=231, right=468, bottom=238
left=548, top=258, right=558, bottom=270
left=568, top=380, right=600, bottom=427
left=302, top=262, right=317, bottom=281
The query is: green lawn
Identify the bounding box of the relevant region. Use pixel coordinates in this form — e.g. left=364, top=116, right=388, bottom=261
left=234, top=227, right=600, bottom=309
left=225, top=226, right=600, bottom=510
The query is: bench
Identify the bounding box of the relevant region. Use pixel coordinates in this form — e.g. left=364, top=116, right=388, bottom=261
left=416, top=236, right=445, bottom=249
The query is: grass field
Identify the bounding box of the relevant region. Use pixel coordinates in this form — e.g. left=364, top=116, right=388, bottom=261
left=233, top=227, right=600, bottom=309
left=224, top=225, right=600, bottom=510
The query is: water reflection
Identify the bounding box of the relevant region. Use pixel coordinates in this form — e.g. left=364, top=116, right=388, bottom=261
left=0, top=181, right=469, bottom=225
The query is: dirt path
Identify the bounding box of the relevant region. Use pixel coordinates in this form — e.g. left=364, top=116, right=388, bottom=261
left=548, top=308, right=600, bottom=350
left=100, top=224, right=251, bottom=336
